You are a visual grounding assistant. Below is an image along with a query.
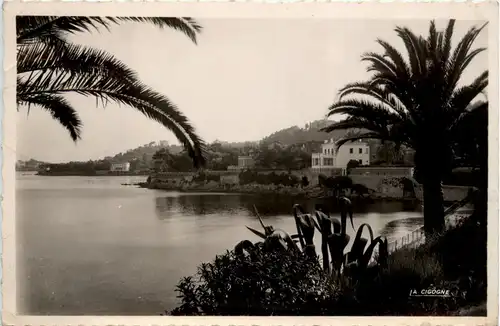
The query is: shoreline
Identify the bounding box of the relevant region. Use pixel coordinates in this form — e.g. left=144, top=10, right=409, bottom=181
left=141, top=181, right=321, bottom=197
left=139, top=181, right=422, bottom=202
left=34, top=172, right=150, bottom=177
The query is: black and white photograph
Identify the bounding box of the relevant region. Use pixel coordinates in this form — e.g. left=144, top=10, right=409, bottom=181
left=2, top=2, right=498, bottom=325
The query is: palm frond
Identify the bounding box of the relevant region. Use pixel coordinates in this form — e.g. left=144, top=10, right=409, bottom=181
left=321, top=118, right=378, bottom=133
left=111, top=17, right=202, bottom=44
left=376, top=39, right=411, bottom=80
left=362, top=52, right=397, bottom=77
left=327, top=99, right=403, bottom=126
left=17, top=93, right=82, bottom=141
left=427, top=20, right=439, bottom=57
left=449, top=98, right=488, bottom=136
left=394, top=26, right=428, bottom=77
left=17, top=39, right=138, bottom=86
left=450, top=70, right=488, bottom=115
left=324, top=98, right=416, bottom=149
left=17, top=64, right=207, bottom=167
left=440, top=19, right=456, bottom=64
left=334, top=132, right=385, bottom=150
left=338, top=81, right=409, bottom=119
left=445, top=22, right=488, bottom=93
left=17, top=16, right=202, bottom=45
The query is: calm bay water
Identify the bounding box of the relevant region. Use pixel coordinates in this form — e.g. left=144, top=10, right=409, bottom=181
left=16, top=173, right=423, bottom=315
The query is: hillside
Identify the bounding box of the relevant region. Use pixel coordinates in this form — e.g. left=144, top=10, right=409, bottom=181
left=16, top=159, right=46, bottom=171
left=24, top=120, right=378, bottom=166
left=260, top=119, right=350, bottom=146
left=104, top=141, right=184, bottom=165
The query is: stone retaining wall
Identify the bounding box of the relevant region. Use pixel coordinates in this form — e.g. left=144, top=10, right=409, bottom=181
left=149, top=171, right=472, bottom=202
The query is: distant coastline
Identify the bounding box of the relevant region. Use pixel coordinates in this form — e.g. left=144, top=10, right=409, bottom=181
left=140, top=179, right=421, bottom=202
left=35, top=171, right=150, bottom=176
left=142, top=180, right=323, bottom=198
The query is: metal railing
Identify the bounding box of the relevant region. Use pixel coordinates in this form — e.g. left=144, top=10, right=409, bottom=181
left=386, top=190, right=476, bottom=254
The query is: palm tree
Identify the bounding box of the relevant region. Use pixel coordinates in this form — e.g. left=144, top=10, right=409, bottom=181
left=322, top=20, right=488, bottom=237
left=451, top=99, right=488, bottom=225
left=17, top=16, right=206, bottom=167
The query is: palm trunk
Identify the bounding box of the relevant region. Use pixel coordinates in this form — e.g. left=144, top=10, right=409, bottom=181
left=474, top=165, right=487, bottom=227
left=423, top=179, right=445, bottom=239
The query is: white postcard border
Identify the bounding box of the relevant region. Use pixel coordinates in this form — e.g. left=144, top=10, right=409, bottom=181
left=2, top=1, right=499, bottom=325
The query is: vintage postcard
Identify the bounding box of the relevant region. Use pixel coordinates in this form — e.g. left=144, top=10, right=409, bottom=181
left=2, top=1, right=499, bottom=325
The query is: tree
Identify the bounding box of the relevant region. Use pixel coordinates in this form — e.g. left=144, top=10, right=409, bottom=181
left=301, top=176, right=310, bottom=188
left=152, top=148, right=173, bottom=172
left=450, top=100, right=488, bottom=225
left=205, top=142, right=239, bottom=171
left=375, top=141, right=404, bottom=164
left=334, top=176, right=353, bottom=194
left=351, top=183, right=369, bottom=197
left=322, top=20, right=487, bottom=237
left=16, top=16, right=207, bottom=167
left=346, top=159, right=361, bottom=171
left=254, top=144, right=310, bottom=171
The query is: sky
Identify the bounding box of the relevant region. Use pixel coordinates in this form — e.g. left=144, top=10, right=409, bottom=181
left=16, top=19, right=488, bottom=162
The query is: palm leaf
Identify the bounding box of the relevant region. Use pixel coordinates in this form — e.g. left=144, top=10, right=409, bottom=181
left=17, top=93, right=82, bottom=141
left=17, top=40, right=138, bottom=86
left=17, top=49, right=207, bottom=167
left=17, top=16, right=202, bottom=45
left=17, top=15, right=207, bottom=168
left=440, top=20, right=456, bottom=64
left=445, top=22, right=488, bottom=94
left=338, top=81, right=409, bottom=119
left=376, top=38, right=411, bottom=80
left=394, top=26, right=427, bottom=78
left=449, top=70, right=488, bottom=116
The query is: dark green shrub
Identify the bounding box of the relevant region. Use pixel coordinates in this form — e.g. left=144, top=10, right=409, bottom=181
left=346, top=159, right=360, bottom=172
left=193, top=171, right=206, bottom=183
left=425, top=218, right=487, bottom=304
left=170, top=247, right=345, bottom=316
left=351, top=183, right=369, bottom=196
left=349, top=218, right=487, bottom=316
left=206, top=173, right=221, bottom=183
left=171, top=202, right=485, bottom=316
left=238, top=170, right=300, bottom=187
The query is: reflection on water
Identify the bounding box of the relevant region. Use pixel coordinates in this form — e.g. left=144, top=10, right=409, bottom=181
left=155, top=193, right=249, bottom=217
left=379, top=217, right=424, bottom=238
left=155, top=193, right=421, bottom=220
left=17, top=174, right=423, bottom=315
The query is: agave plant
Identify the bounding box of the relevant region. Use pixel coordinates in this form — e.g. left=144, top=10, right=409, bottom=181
left=342, top=223, right=389, bottom=280
left=237, top=205, right=300, bottom=256
left=237, top=199, right=389, bottom=282
left=298, top=197, right=355, bottom=275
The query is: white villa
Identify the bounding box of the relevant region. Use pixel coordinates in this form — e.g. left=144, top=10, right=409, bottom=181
left=311, top=139, right=370, bottom=172
left=227, top=155, right=255, bottom=171
left=110, top=162, right=131, bottom=172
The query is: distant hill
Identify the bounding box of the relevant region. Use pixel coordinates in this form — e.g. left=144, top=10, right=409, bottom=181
left=261, top=119, right=352, bottom=146
left=16, top=159, right=46, bottom=171
left=107, top=120, right=345, bottom=163
left=104, top=141, right=184, bottom=165
left=217, top=140, right=259, bottom=149
left=24, top=120, right=378, bottom=166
